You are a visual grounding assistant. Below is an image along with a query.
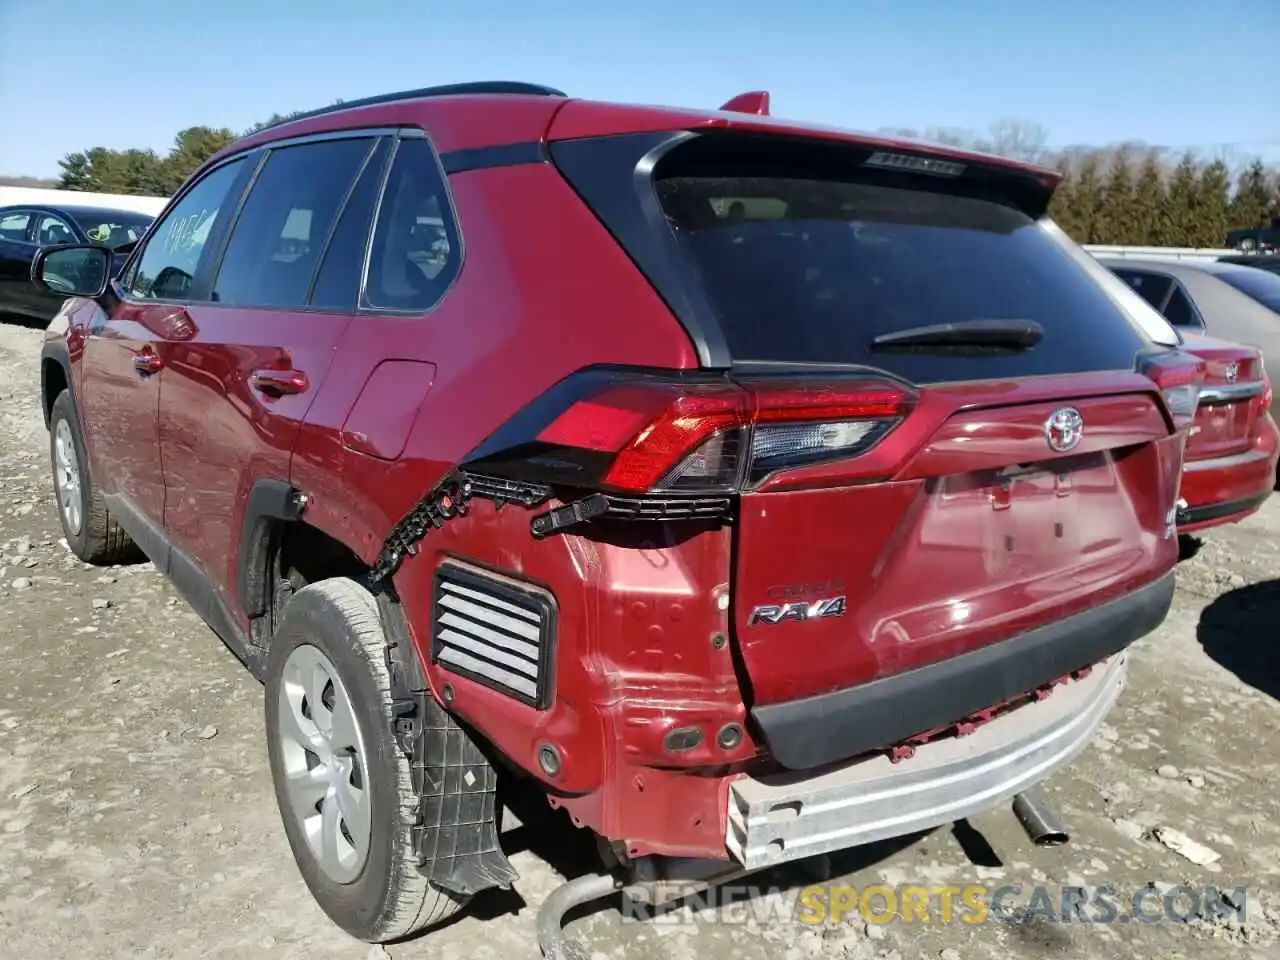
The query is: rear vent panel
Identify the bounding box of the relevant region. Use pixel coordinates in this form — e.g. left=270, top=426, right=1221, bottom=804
left=430, top=562, right=557, bottom=709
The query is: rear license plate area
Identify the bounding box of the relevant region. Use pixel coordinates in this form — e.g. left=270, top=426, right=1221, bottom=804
left=932, top=454, right=1108, bottom=576
left=1192, top=400, right=1252, bottom=450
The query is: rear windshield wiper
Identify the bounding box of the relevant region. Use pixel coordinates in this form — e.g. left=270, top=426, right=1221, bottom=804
left=871, top=319, right=1044, bottom=351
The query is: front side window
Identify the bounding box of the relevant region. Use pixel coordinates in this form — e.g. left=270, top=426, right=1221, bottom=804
left=363, top=137, right=461, bottom=312
left=35, top=215, right=75, bottom=246
left=211, top=137, right=374, bottom=308
left=127, top=158, right=246, bottom=301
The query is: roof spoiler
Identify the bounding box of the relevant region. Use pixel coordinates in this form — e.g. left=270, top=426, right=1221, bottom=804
left=719, top=90, right=770, bottom=115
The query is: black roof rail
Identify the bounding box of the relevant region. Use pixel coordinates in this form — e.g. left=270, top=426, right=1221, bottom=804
left=254, top=81, right=568, bottom=132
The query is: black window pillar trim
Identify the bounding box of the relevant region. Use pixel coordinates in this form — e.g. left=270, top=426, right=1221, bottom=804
left=547, top=130, right=734, bottom=370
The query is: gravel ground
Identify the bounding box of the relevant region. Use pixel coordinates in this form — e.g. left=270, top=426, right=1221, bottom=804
left=1, top=318, right=1278, bottom=960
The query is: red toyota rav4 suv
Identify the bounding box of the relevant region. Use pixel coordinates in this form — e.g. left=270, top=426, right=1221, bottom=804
left=35, top=82, right=1201, bottom=952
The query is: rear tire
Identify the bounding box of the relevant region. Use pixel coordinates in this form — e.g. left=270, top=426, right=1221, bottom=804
left=48, top=390, right=142, bottom=565
left=264, top=577, right=467, bottom=943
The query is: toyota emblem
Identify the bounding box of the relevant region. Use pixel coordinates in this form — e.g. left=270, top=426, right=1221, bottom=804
left=1045, top=407, right=1084, bottom=453
left=1223, top=362, right=1239, bottom=383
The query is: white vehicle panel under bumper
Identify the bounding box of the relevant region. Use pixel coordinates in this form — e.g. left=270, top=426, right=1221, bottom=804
left=725, top=653, right=1126, bottom=870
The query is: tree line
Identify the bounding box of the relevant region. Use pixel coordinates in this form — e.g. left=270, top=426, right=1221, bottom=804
left=879, top=119, right=1279, bottom=248
left=44, top=105, right=336, bottom=199
left=31, top=113, right=1280, bottom=249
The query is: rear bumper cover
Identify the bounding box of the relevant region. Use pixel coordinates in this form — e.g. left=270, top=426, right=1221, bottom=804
left=726, top=652, right=1128, bottom=870
left=1178, top=416, right=1278, bottom=531
left=750, top=571, right=1175, bottom=771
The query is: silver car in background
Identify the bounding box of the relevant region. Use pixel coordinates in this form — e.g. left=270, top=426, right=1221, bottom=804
left=1097, top=257, right=1280, bottom=426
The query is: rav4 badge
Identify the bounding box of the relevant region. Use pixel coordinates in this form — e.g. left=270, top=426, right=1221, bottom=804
left=748, top=596, right=847, bottom=625
left=1044, top=407, right=1084, bottom=453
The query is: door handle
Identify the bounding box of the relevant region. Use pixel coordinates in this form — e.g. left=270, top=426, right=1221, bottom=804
left=249, top=369, right=309, bottom=397
left=133, top=351, right=163, bottom=376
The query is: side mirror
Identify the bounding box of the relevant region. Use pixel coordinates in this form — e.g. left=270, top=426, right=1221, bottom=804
left=31, top=244, right=112, bottom=299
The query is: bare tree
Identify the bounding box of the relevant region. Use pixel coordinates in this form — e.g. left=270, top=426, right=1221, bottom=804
left=923, top=126, right=976, bottom=150
left=976, top=118, right=1050, bottom=163
left=876, top=117, right=1049, bottom=163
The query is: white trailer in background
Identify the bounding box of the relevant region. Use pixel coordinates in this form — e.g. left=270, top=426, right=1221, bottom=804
left=1083, top=244, right=1236, bottom=263
left=0, top=186, right=168, bottom=216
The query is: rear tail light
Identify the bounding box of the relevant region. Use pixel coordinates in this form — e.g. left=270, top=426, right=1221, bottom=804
left=1161, top=384, right=1201, bottom=428
left=1139, top=351, right=1207, bottom=431
left=468, top=373, right=914, bottom=495
left=601, top=380, right=908, bottom=493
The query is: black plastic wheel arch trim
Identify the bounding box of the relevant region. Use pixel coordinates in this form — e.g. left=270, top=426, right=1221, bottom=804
left=375, top=585, right=519, bottom=898
left=236, top=479, right=307, bottom=620
left=40, top=340, right=78, bottom=430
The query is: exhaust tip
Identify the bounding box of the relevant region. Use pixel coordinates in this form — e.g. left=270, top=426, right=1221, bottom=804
left=1029, top=827, right=1070, bottom=847
left=1012, top=786, right=1070, bottom=847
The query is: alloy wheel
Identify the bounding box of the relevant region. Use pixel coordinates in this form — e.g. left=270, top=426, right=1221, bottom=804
left=275, top=643, right=374, bottom=884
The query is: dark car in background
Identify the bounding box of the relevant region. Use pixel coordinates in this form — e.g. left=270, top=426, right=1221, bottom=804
left=1099, top=257, right=1280, bottom=520
left=0, top=203, right=153, bottom=323
left=1225, top=217, right=1280, bottom=253
left=1218, top=252, right=1280, bottom=276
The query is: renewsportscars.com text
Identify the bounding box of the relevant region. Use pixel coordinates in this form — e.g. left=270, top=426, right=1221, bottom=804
left=620, top=882, right=1250, bottom=927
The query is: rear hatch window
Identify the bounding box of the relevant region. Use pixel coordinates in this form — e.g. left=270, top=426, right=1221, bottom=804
left=656, top=173, right=1151, bottom=382
left=553, top=132, right=1157, bottom=382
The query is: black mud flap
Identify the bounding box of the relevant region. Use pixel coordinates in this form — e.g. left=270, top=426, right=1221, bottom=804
left=377, top=591, right=520, bottom=898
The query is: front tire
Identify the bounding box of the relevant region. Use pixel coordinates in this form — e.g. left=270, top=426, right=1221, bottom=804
left=48, top=389, right=142, bottom=565
left=264, top=577, right=466, bottom=942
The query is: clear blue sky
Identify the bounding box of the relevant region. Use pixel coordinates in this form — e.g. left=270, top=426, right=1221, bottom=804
left=1, top=0, right=1277, bottom=177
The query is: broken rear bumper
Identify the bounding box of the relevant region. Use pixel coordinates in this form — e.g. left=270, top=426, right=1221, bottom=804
left=725, top=651, right=1127, bottom=871
left=749, top=571, right=1174, bottom=771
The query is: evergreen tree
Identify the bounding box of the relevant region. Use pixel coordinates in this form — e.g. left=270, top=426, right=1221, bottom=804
left=1069, top=152, right=1105, bottom=243
left=1164, top=153, right=1202, bottom=247
left=57, top=146, right=166, bottom=194
left=1132, top=150, right=1168, bottom=245
left=161, top=126, right=237, bottom=193
left=1098, top=147, right=1138, bottom=244
left=1229, top=160, right=1275, bottom=231
left=1047, top=158, right=1079, bottom=237
left=1194, top=159, right=1232, bottom=248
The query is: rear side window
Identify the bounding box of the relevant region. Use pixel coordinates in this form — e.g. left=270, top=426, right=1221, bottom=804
left=309, top=138, right=391, bottom=311
left=72, top=213, right=152, bottom=248
left=0, top=212, right=31, bottom=241
left=654, top=174, right=1150, bottom=380
left=1215, top=267, right=1280, bottom=314
left=1161, top=286, right=1201, bottom=328
left=363, top=137, right=460, bottom=312
left=1112, top=268, right=1173, bottom=310
left=212, top=137, right=374, bottom=308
